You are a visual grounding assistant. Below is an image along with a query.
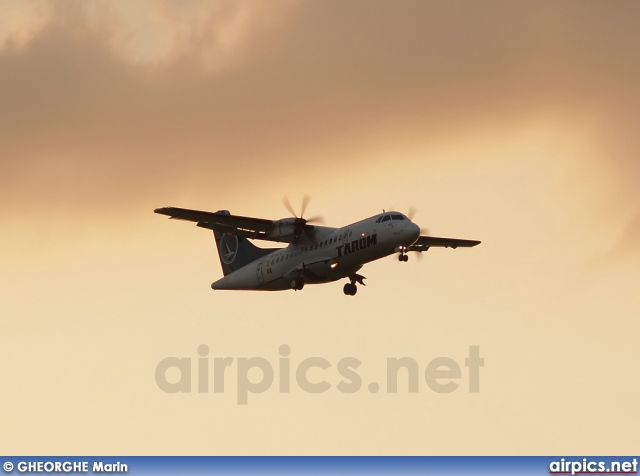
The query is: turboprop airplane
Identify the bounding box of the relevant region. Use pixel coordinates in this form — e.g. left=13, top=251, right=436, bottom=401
left=154, top=198, right=480, bottom=296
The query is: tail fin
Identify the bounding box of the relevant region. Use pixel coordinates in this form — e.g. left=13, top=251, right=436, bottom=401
left=212, top=210, right=277, bottom=276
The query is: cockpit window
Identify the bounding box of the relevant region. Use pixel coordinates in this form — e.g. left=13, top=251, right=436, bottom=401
left=381, top=215, right=390, bottom=222
left=391, top=214, right=405, bottom=220
left=375, top=217, right=382, bottom=223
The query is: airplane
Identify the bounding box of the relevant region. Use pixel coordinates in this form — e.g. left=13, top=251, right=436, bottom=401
left=154, top=198, right=480, bottom=296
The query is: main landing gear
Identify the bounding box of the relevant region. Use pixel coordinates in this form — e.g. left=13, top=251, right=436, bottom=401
left=343, top=283, right=357, bottom=296
left=343, top=274, right=366, bottom=296
left=290, top=277, right=304, bottom=291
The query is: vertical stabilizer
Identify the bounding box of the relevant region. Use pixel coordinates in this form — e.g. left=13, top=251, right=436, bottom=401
left=212, top=210, right=278, bottom=276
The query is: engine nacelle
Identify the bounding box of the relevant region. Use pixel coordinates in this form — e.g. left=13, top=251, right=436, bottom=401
left=266, top=218, right=307, bottom=240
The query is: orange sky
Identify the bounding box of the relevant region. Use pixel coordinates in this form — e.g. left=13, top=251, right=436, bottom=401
left=1, top=1, right=639, bottom=455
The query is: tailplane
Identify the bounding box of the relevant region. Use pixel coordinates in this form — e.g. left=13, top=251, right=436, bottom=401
left=212, top=210, right=278, bottom=276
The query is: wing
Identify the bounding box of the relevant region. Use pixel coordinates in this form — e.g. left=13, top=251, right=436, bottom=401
left=408, top=235, right=481, bottom=251
left=154, top=207, right=275, bottom=240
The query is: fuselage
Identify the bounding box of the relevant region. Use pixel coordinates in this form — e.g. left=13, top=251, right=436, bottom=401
left=211, top=212, right=420, bottom=290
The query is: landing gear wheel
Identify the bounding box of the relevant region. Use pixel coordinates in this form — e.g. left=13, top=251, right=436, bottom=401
left=343, top=283, right=357, bottom=296
left=291, top=278, right=304, bottom=290
left=399, top=253, right=408, bottom=262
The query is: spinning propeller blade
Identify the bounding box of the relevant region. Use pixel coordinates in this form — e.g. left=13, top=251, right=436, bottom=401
left=282, top=195, right=325, bottom=231
left=282, top=196, right=297, bottom=217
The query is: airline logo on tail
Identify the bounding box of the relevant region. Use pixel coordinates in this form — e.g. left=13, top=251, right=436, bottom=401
left=220, top=234, right=238, bottom=264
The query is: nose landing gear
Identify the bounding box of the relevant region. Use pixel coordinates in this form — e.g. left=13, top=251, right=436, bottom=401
left=343, top=274, right=366, bottom=296
left=396, top=245, right=409, bottom=262
left=290, top=278, right=304, bottom=291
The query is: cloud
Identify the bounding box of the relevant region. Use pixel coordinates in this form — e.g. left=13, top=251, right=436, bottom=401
left=0, top=0, right=53, bottom=51
left=78, top=0, right=297, bottom=68
left=0, top=0, right=639, bottom=231
left=1, top=1, right=297, bottom=65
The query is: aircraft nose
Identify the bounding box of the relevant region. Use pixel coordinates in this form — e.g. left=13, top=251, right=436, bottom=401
left=408, top=221, right=420, bottom=242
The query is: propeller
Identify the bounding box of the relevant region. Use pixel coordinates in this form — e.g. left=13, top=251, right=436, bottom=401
left=406, top=206, right=429, bottom=234
left=301, top=194, right=310, bottom=219
left=282, top=195, right=297, bottom=218
left=282, top=195, right=325, bottom=235
left=402, top=206, right=428, bottom=261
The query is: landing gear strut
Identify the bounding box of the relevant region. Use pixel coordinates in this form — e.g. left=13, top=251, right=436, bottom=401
left=343, top=274, right=366, bottom=296
left=290, top=277, right=304, bottom=291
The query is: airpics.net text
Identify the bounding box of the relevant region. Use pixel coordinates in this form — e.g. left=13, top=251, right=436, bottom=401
left=155, top=345, right=484, bottom=404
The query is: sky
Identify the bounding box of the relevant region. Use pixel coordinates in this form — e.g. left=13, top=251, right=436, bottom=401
left=1, top=0, right=639, bottom=455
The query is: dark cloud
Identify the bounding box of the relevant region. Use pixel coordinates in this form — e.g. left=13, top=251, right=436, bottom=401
left=1, top=1, right=639, bottom=222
